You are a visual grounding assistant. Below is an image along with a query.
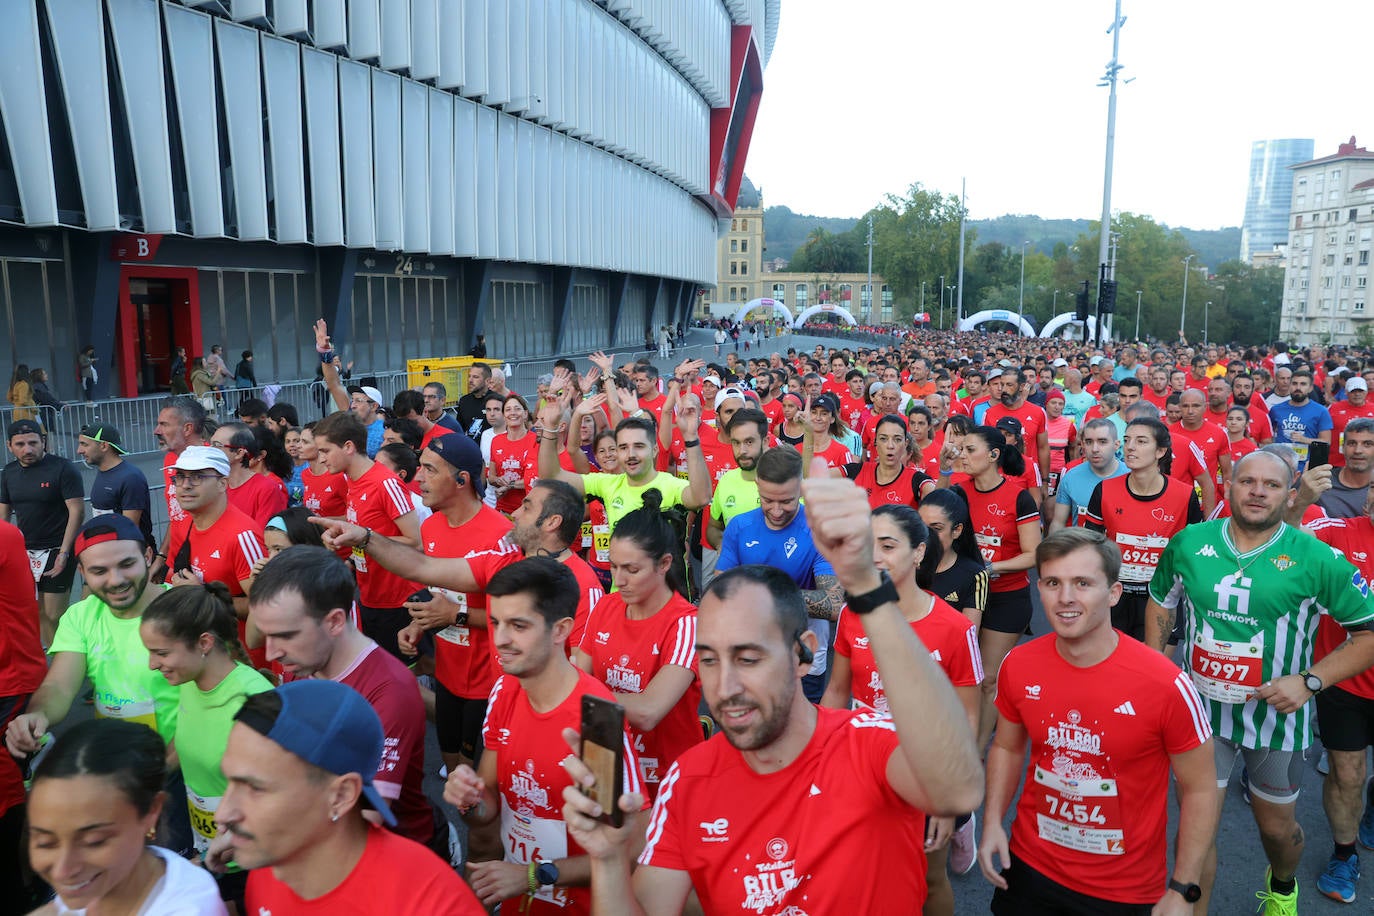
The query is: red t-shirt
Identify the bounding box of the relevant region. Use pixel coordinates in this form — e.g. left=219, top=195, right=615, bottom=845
left=956, top=479, right=1038, bottom=592
left=1308, top=516, right=1374, bottom=700
left=835, top=595, right=982, bottom=713
left=1329, top=400, right=1374, bottom=467
left=334, top=642, right=433, bottom=844
left=838, top=394, right=870, bottom=433
left=639, top=706, right=928, bottom=913
left=638, top=393, right=667, bottom=423
left=483, top=670, right=642, bottom=915
left=1226, top=438, right=1257, bottom=485
left=985, top=401, right=1048, bottom=446
left=0, top=520, right=45, bottom=819
left=163, top=451, right=191, bottom=566
left=186, top=505, right=264, bottom=596
left=995, top=634, right=1211, bottom=904
left=346, top=463, right=419, bottom=609
left=488, top=432, right=539, bottom=514
left=759, top=398, right=785, bottom=432
left=466, top=546, right=605, bottom=655
left=1141, top=387, right=1170, bottom=410
left=421, top=507, right=514, bottom=699
left=849, top=462, right=929, bottom=509
left=1168, top=421, right=1227, bottom=483
left=228, top=472, right=289, bottom=528
left=246, top=824, right=482, bottom=914
left=797, top=438, right=854, bottom=472
left=1084, top=476, right=1199, bottom=587
left=577, top=592, right=701, bottom=795
left=302, top=465, right=349, bottom=517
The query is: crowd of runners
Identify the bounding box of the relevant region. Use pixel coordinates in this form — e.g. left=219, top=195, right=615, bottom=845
left=3, top=318, right=1374, bottom=915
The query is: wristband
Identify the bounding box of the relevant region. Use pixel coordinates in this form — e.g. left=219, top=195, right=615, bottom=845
left=527, top=860, right=538, bottom=897
left=939, top=468, right=954, bottom=476
left=318, top=349, right=335, bottom=365
left=154, top=553, right=167, bottom=560
left=682, top=438, right=700, bottom=448
left=843, top=571, right=899, bottom=616
left=358, top=527, right=372, bottom=550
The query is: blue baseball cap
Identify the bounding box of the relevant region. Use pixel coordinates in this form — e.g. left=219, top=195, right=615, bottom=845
left=252, top=680, right=396, bottom=827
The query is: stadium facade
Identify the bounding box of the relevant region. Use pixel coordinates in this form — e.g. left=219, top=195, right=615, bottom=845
left=0, top=0, right=778, bottom=398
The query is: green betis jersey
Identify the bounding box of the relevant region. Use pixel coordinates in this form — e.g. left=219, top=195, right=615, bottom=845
left=49, top=588, right=179, bottom=740
left=1149, top=520, right=1374, bottom=751
left=709, top=469, right=759, bottom=527
left=583, top=471, right=689, bottom=530
left=178, top=664, right=273, bottom=854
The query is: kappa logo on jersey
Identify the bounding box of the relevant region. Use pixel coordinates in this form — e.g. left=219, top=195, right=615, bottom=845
left=1195, top=544, right=1219, bottom=558
left=1113, top=701, right=1137, bottom=716
left=699, top=817, right=730, bottom=841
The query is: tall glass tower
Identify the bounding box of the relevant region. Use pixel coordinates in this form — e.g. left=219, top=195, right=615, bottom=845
left=1241, top=139, right=1315, bottom=262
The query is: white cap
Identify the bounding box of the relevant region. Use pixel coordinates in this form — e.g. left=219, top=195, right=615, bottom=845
left=1052, top=358, right=1068, bottom=367
left=1347, top=377, right=1368, bottom=392
left=1089, top=356, right=1104, bottom=366
left=172, top=445, right=230, bottom=477
left=348, top=384, right=385, bottom=406
left=702, top=375, right=723, bottom=388
left=714, top=387, right=747, bottom=411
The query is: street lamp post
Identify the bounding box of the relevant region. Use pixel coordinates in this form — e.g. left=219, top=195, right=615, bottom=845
left=947, top=286, right=956, bottom=331
left=1053, top=289, right=1060, bottom=314
left=1017, top=241, right=1030, bottom=334
left=1135, top=290, right=1143, bottom=340
left=1180, top=254, right=1194, bottom=337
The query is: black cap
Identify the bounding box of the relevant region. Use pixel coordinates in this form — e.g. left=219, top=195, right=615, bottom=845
left=994, top=416, right=1024, bottom=435
left=80, top=424, right=128, bottom=455
left=6, top=419, right=42, bottom=440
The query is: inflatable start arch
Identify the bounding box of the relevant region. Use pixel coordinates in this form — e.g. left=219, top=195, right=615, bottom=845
left=1039, top=312, right=1110, bottom=339
left=732, top=298, right=795, bottom=326
left=955, top=309, right=1036, bottom=337
left=792, top=304, right=857, bottom=328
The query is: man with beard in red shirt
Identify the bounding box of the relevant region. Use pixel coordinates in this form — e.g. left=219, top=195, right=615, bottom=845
left=560, top=465, right=984, bottom=914
left=984, top=369, right=1051, bottom=482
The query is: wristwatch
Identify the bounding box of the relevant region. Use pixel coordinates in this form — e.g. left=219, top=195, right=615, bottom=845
left=843, top=571, right=899, bottom=616
left=535, top=860, right=560, bottom=887
left=1300, top=669, right=1323, bottom=694
left=1168, top=878, right=1201, bottom=902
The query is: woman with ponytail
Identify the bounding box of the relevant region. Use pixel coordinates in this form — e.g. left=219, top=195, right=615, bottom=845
left=139, top=583, right=272, bottom=898
left=820, top=505, right=982, bottom=916
left=573, top=490, right=701, bottom=799
left=950, top=425, right=1040, bottom=752
left=1084, top=417, right=1201, bottom=641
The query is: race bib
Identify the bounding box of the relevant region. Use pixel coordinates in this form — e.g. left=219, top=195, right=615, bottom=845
left=92, top=697, right=158, bottom=731
left=593, top=524, right=611, bottom=564
left=187, top=788, right=221, bottom=855
left=974, top=531, right=1001, bottom=565
left=351, top=546, right=368, bottom=574
left=436, top=625, right=471, bottom=647
left=26, top=548, right=52, bottom=584
left=500, top=807, right=569, bottom=907
left=580, top=520, right=593, bottom=549
left=1113, top=532, right=1168, bottom=583
left=1189, top=631, right=1264, bottom=704
left=1033, top=766, right=1125, bottom=856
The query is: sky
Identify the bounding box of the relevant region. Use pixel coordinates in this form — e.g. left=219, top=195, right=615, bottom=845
left=746, top=0, right=1374, bottom=230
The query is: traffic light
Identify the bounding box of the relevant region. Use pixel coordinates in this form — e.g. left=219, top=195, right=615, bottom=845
left=1098, top=279, right=1118, bottom=315
left=1074, top=282, right=1090, bottom=322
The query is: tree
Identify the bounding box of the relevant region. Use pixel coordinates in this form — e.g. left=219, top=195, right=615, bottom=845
left=866, top=183, right=974, bottom=320
left=787, top=227, right=863, bottom=274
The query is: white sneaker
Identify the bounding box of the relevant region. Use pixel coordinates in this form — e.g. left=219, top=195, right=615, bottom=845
left=948, top=813, right=977, bottom=876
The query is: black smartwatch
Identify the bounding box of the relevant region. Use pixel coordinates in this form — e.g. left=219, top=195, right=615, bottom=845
left=1300, top=669, right=1323, bottom=694
left=843, top=571, right=899, bottom=616
left=535, top=860, right=560, bottom=887
left=1168, top=878, right=1201, bottom=902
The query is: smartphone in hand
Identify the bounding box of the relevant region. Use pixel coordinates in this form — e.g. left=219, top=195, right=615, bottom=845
left=1308, top=440, right=1330, bottom=468
left=579, top=695, right=626, bottom=827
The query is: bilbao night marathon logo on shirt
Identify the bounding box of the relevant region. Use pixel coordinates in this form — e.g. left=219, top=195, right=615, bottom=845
left=740, top=836, right=808, bottom=914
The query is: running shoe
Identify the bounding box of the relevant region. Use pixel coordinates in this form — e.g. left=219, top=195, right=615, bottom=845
left=948, top=813, right=976, bottom=876
left=1254, top=868, right=1299, bottom=916
left=1316, top=853, right=1359, bottom=904
left=1360, top=775, right=1374, bottom=850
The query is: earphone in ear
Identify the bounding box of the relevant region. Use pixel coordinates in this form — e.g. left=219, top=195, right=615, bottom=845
left=795, top=634, right=814, bottom=666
